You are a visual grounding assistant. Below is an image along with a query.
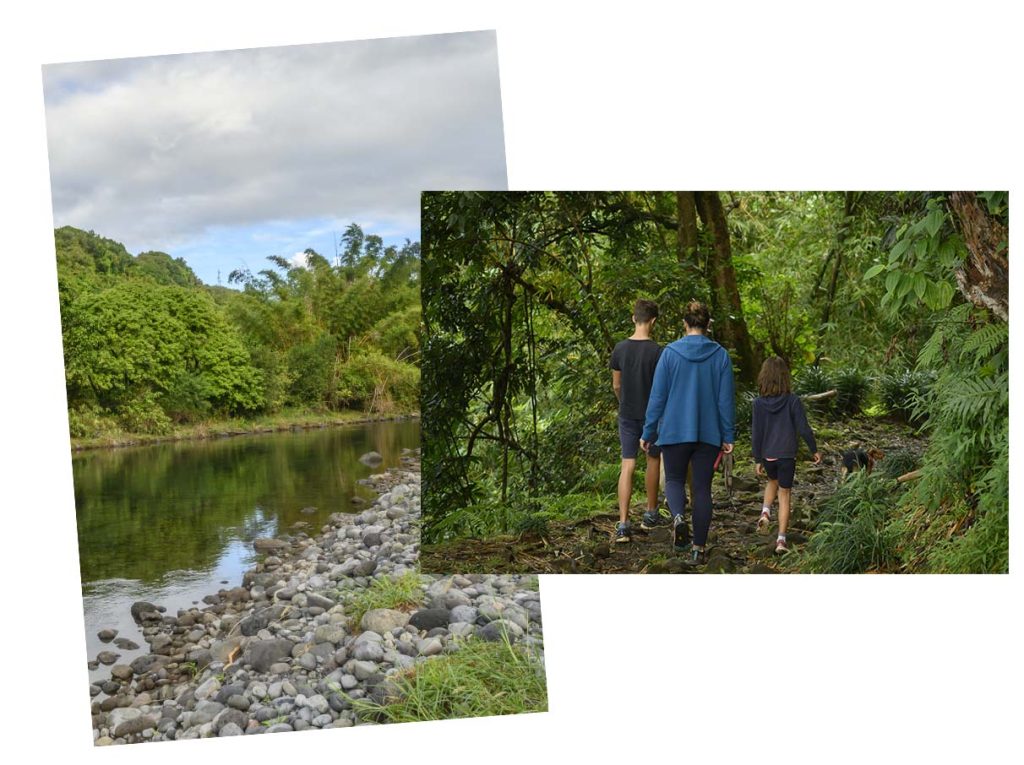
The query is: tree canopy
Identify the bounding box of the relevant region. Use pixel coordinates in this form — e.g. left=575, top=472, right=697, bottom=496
left=56, top=224, right=420, bottom=438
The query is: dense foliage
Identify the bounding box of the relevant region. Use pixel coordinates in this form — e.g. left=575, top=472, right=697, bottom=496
left=422, top=191, right=1008, bottom=573
left=56, top=224, right=420, bottom=438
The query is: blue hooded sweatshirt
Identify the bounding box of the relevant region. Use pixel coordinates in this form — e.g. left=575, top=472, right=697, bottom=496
left=641, top=334, right=735, bottom=447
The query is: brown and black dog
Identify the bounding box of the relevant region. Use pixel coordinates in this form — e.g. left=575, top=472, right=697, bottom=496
left=840, top=448, right=885, bottom=480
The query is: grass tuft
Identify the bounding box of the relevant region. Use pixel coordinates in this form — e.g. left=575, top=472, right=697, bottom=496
left=346, top=571, right=426, bottom=629
left=349, top=634, right=547, bottom=723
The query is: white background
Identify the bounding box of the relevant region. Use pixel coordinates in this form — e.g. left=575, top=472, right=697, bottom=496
left=1, top=2, right=1021, bottom=763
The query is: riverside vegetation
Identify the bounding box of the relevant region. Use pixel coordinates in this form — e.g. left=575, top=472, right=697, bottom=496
left=88, top=453, right=546, bottom=744
left=56, top=223, right=421, bottom=447
left=421, top=191, right=1008, bottom=574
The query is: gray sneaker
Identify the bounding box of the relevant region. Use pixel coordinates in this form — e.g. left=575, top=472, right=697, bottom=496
left=640, top=509, right=669, bottom=530
left=615, top=522, right=631, bottom=544
left=672, top=514, right=691, bottom=552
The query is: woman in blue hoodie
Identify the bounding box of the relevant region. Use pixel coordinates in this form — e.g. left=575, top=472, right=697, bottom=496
left=640, top=301, right=735, bottom=565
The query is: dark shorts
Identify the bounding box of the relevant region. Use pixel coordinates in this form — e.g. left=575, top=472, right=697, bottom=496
left=763, top=458, right=796, bottom=489
left=618, top=416, right=661, bottom=459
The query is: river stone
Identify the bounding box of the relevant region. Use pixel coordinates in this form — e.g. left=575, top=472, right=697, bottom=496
left=211, top=636, right=246, bottom=663
left=114, top=714, right=157, bottom=738
left=245, top=638, right=295, bottom=673
left=110, top=665, right=133, bottom=681
left=108, top=707, right=141, bottom=729
left=449, top=605, right=477, bottom=624
left=477, top=621, right=520, bottom=643
left=130, top=601, right=163, bottom=623
left=219, top=722, right=243, bottom=737
left=409, top=608, right=450, bottom=631
left=98, top=628, right=118, bottom=643
left=306, top=593, right=336, bottom=610
left=358, top=451, right=384, bottom=466
left=313, top=625, right=347, bottom=645
left=351, top=660, right=378, bottom=680
left=418, top=637, right=443, bottom=656
left=360, top=608, right=409, bottom=634
left=194, top=676, right=221, bottom=701
left=96, top=651, right=119, bottom=665
left=253, top=538, right=289, bottom=553
left=113, top=637, right=140, bottom=650
left=444, top=590, right=472, bottom=609
left=352, top=641, right=384, bottom=662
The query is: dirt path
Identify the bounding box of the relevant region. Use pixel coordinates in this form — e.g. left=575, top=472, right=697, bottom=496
left=421, top=417, right=925, bottom=574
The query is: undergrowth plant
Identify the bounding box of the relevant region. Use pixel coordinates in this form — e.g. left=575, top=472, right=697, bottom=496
left=349, top=632, right=547, bottom=723
left=796, top=473, right=901, bottom=573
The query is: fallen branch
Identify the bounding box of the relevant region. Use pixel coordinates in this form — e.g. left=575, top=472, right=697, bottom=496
left=897, top=469, right=923, bottom=483
left=801, top=388, right=838, bottom=402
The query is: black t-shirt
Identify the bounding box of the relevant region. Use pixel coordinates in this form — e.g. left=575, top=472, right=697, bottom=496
left=610, top=338, right=662, bottom=420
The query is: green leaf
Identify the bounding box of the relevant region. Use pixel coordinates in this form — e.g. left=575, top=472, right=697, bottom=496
left=889, top=237, right=911, bottom=263
left=925, top=208, right=945, bottom=238
left=885, top=270, right=901, bottom=293
left=913, top=273, right=927, bottom=299
left=864, top=264, right=886, bottom=280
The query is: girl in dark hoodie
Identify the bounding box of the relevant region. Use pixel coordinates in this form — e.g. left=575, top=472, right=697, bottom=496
left=751, top=357, right=821, bottom=554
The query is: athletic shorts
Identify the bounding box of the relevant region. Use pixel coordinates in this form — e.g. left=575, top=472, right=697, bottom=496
left=762, top=458, right=796, bottom=489
left=618, top=416, right=661, bottom=459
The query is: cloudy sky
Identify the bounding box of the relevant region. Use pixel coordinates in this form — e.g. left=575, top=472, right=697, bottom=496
left=42, top=31, right=506, bottom=284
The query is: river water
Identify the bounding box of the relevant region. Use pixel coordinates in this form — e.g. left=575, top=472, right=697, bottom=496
left=73, top=420, right=420, bottom=682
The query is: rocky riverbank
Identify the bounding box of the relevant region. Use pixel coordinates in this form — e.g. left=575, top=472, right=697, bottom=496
left=88, top=450, right=543, bottom=744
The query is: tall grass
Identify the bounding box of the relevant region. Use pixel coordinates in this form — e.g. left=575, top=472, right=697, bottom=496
left=349, top=634, right=547, bottom=723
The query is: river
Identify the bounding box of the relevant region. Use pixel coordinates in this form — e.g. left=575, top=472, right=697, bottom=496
left=73, top=419, right=420, bottom=682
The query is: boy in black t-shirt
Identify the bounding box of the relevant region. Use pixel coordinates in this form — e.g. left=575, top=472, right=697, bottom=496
left=610, top=299, right=665, bottom=543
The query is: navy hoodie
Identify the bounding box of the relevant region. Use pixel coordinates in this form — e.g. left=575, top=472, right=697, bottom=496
left=751, top=393, right=818, bottom=461
left=641, top=334, right=735, bottom=447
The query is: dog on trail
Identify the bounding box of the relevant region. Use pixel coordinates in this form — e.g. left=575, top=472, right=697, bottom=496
left=840, top=448, right=885, bottom=480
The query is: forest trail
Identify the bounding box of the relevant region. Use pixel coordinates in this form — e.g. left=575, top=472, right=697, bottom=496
left=421, top=418, right=925, bottom=574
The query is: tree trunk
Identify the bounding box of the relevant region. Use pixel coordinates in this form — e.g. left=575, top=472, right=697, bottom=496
left=820, top=191, right=858, bottom=328
left=694, top=191, right=760, bottom=383
left=948, top=192, right=1009, bottom=321
left=676, top=191, right=699, bottom=267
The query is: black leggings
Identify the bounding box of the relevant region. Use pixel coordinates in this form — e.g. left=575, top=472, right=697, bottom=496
left=661, top=441, right=719, bottom=547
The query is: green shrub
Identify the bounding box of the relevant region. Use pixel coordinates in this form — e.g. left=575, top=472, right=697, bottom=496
left=878, top=448, right=919, bottom=479
left=831, top=367, right=871, bottom=416
left=879, top=368, right=934, bottom=423
left=337, top=350, right=419, bottom=413
left=117, top=392, right=173, bottom=435
left=797, top=473, right=900, bottom=573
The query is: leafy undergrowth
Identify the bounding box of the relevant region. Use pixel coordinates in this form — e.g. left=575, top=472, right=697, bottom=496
left=345, top=571, right=426, bottom=629
left=792, top=472, right=900, bottom=573
left=350, top=634, right=547, bottom=722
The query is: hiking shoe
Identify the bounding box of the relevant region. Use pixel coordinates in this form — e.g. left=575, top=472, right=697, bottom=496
left=774, top=538, right=788, bottom=555
left=686, top=546, right=707, bottom=566
left=757, top=511, right=771, bottom=535
left=640, top=509, right=669, bottom=530
left=615, top=522, right=631, bottom=544
left=672, top=515, right=690, bottom=552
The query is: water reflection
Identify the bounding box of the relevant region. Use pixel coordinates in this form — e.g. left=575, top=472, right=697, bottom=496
left=73, top=420, right=419, bottom=679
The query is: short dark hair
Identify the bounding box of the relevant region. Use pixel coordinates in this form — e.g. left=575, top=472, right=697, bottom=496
left=633, top=299, right=659, bottom=324
left=683, top=299, right=711, bottom=330
left=757, top=356, right=792, bottom=397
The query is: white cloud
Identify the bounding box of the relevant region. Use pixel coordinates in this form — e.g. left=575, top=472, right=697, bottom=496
left=42, top=32, right=506, bottom=252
